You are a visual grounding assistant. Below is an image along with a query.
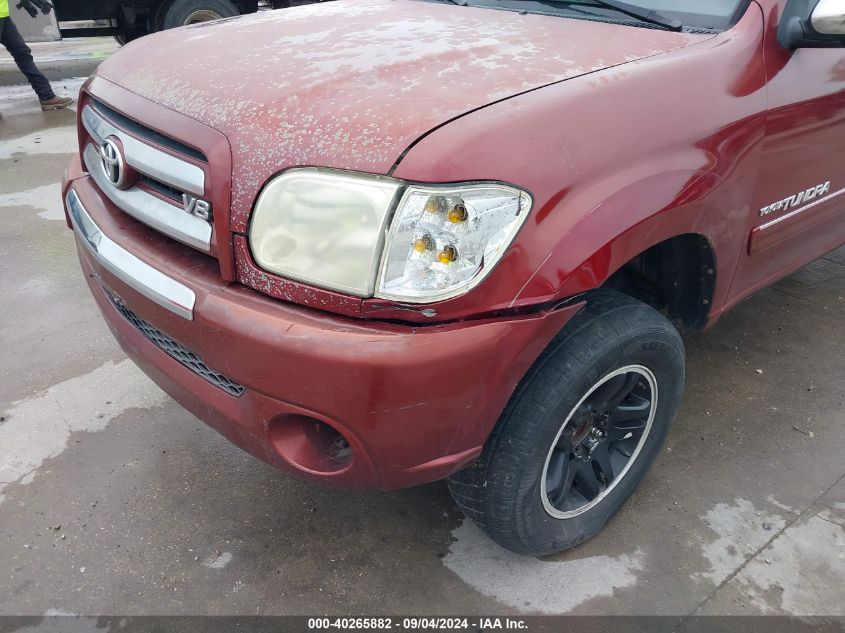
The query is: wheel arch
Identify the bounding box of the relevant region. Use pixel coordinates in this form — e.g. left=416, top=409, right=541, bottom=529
left=601, top=233, right=718, bottom=330
left=514, top=168, right=739, bottom=331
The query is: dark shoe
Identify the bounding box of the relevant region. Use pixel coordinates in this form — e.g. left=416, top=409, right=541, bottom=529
left=40, top=96, right=74, bottom=111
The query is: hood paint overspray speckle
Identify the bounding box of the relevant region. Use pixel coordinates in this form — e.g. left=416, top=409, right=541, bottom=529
left=96, top=0, right=706, bottom=229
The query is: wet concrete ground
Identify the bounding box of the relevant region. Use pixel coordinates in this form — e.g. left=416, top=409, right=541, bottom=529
left=0, top=77, right=843, bottom=617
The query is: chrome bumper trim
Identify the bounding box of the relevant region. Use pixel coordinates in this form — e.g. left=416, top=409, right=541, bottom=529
left=82, top=105, right=206, bottom=197
left=67, top=189, right=196, bottom=320
left=83, top=143, right=212, bottom=253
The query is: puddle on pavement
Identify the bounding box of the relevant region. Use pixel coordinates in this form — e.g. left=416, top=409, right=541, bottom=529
left=442, top=520, right=644, bottom=613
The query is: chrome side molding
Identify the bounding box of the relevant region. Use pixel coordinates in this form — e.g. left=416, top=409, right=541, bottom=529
left=82, top=105, right=206, bottom=197
left=83, top=143, right=212, bottom=253
left=67, top=189, right=196, bottom=320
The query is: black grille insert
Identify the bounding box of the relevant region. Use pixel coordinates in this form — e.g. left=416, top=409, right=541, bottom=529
left=102, top=285, right=245, bottom=397
left=90, top=97, right=207, bottom=163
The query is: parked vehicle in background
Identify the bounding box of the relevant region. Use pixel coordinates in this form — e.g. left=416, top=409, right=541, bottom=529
left=54, top=0, right=329, bottom=42
left=62, top=0, right=845, bottom=555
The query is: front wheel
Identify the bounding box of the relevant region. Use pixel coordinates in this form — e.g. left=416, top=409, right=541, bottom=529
left=448, top=291, right=685, bottom=556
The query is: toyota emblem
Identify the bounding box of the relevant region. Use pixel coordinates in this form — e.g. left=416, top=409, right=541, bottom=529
left=99, top=137, right=127, bottom=188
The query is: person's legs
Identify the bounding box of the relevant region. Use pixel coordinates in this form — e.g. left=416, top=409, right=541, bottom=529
left=0, top=16, right=56, bottom=102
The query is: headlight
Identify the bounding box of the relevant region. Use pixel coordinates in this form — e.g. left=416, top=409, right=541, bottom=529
left=376, top=184, right=532, bottom=302
left=250, top=169, right=401, bottom=297
left=249, top=169, right=532, bottom=303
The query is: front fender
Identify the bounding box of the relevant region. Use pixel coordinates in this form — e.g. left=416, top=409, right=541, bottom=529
left=387, top=2, right=766, bottom=324
left=512, top=169, right=733, bottom=309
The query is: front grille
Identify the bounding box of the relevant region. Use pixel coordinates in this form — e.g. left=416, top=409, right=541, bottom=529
left=81, top=101, right=213, bottom=254
left=102, top=285, right=245, bottom=397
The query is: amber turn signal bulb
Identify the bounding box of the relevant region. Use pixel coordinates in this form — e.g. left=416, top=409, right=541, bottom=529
left=448, top=203, right=468, bottom=224
left=424, top=196, right=447, bottom=215
left=413, top=234, right=434, bottom=253
left=437, top=245, right=458, bottom=264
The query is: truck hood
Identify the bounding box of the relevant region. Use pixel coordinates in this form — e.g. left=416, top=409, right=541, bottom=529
left=96, top=0, right=707, bottom=222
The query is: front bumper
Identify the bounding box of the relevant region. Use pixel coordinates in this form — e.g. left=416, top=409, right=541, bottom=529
left=64, top=162, right=582, bottom=490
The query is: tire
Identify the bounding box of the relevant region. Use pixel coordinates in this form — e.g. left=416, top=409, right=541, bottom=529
left=448, top=290, right=685, bottom=556
left=162, top=0, right=239, bottom=29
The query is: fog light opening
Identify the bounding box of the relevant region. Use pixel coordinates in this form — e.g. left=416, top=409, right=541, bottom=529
left=268, top=415, right=354, bottom=475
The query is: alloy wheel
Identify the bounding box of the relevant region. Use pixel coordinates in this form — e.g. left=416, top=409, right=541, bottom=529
left=541, top=365, right=658, bottom=519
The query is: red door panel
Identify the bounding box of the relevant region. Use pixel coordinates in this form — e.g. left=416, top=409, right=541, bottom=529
left=729, top=0, right=845, bottom=304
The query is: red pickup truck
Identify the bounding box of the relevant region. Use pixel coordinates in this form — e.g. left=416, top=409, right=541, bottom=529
left=63, top=0, right=845, bottom=555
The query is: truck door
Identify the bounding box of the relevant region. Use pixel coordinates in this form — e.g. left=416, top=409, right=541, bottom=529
left=729, top=0, right=845, bottom=302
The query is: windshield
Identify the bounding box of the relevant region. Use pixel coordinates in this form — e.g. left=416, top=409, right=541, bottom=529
left=439, top=1, right=749, bottom=31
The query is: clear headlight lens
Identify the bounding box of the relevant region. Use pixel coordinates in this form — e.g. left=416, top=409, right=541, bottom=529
left=249, top=170, right=531, bottom=304
left=375, top=184, right=532, bottom=302
left=249, top=169, right=401, bottom=297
